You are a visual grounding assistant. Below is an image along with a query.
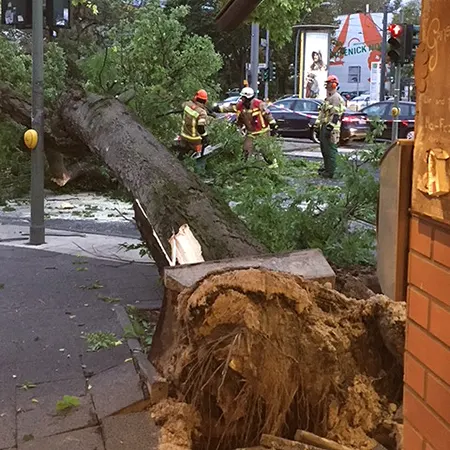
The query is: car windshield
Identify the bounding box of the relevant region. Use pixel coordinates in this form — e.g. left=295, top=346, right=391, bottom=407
left=352, top=95, right=368, bottom=101
left=222, top=96, right=239, bottom=103
left=271, top=101, right=293, bottom=110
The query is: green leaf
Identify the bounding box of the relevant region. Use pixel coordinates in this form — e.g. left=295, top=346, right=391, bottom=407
left=56, top=395, right=80, bottom=413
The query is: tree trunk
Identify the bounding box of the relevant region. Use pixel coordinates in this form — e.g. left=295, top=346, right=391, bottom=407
left=59, top=90, right=266, bottom=262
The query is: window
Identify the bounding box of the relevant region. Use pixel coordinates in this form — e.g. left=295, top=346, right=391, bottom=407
left=363, top=103, right=388, bottom=118
left=300, top=100, right=320, bottom=112
left=348, top=66, right=362, bottom=84
left=272, top=100, right=294, bottom=111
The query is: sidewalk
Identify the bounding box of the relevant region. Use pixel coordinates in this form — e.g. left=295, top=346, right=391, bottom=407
left=0, top=224, right=163, bottom=449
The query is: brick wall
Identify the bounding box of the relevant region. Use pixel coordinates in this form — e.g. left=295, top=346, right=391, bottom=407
left=404, top=215, right=450, bottom=450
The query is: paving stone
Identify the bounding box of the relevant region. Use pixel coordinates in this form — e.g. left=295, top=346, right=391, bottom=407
left=81, top=345, right=131, bottom=377
left=102, top=412, right=159, bottom=450
left=17, top=427, right=104, bottom=450
left=16, top=378, right=97, bottom=441
left=90, top=362, right=143, bottom=419
left=0, top=399, right=16, bottom=450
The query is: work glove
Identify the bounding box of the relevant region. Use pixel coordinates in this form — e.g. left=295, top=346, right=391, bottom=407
left=270, top=122, right=279, bottom=137
left=201, top=136, right=209, bottom=156
left=324, top=123, right=333, bottom=139
left=211, top=104, right=221, bottom=113
left=312, top=123, right=320, bottom=140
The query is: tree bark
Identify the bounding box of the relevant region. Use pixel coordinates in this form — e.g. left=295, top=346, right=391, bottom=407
left=0, top=83, right=88, bottom=157
left=59, top=90, right=266, bottom=262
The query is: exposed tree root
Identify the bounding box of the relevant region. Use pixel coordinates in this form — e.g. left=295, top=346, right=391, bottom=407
left=153, top=269, right=405, bottom=450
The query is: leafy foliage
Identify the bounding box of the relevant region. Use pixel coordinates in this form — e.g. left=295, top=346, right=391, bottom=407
left=79, top=2, right=222, bottom=143
left=0, top=122, right=30, bottom=205
left=126, top=306, right=159, bottom=352
left=188, top=120, right=383, bottom=267
left=84, top=331, right=122, bottom=351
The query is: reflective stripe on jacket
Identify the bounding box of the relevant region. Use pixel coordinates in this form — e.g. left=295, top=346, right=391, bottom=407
left=220, top=99, right=276, bottom=136
left=181, top=100, right=208, bottom=143
left=315, top=91, right=346, bottom=130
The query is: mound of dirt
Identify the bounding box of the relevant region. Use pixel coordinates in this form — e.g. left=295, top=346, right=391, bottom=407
left=155, top=269, right=405, bottom=450
left=151, top=399, right=201, bottom=450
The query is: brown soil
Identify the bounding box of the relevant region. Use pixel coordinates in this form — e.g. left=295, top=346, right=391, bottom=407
left=151, top=399, right=201, bottom=450
left=333, top=265, right=382, bottom=300
left=155, top=269, right=405, bottom=450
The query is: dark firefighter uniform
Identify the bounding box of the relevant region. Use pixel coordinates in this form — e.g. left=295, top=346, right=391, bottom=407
left=314, top=88, right=346, bottom=178
left=219, top=90, right=278, bottom=166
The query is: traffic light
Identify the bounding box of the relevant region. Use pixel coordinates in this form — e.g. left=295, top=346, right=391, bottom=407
left=404, top=24, right=420, bottom=63
left=263, top=67, right=270, bottom=82
left=269, top=62, right=277, bottom=81
left=387, top=23, right=406, bottom=65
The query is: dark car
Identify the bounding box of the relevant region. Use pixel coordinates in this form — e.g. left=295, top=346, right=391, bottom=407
left=268, top=97, right=370, bottom=145
left=360, top=101, right=415, bottom=140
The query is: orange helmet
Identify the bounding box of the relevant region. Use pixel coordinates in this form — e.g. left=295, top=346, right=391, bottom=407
left=194, top=89, right=208, bottom=102
left=326, top=75, right=339, bottom=85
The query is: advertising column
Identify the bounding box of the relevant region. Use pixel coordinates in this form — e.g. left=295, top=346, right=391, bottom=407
left=302, top=32, right=330, bottom=99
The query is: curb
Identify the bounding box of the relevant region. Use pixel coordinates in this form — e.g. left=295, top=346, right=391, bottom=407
left=115, top=305, right=168, bottom=405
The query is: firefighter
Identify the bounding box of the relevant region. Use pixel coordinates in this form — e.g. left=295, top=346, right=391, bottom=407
left=214, top=87, right=279, bottom=167
left=314, top=75, right=346, bottom=178
left=178, top=89, right=210, bottom=159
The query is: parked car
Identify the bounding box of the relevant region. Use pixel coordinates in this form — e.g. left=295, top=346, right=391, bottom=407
left=347, top=94, right=372, bottom=111
left=267, top=97, right=370, bottom=145
left=360, top=101, right=416, bottom=140
left=212, top=95, right=240, bottom=111
left=341, top=91, right=368, bottom=101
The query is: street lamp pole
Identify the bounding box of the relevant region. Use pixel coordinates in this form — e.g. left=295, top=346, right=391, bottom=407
left=264, top=29, right=270, bottom=100
left=29, top=0, right=45, bottom=245
left=250, top=22, right=260, bottom=94
left=379, top=1, right=389, bottom=101
left=294, top=28, right=301, bottom=96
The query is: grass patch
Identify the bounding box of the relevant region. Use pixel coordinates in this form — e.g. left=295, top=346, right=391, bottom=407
left=84, top=332, right=122, bottom=352
left=125, top=306, right=159, bottom=352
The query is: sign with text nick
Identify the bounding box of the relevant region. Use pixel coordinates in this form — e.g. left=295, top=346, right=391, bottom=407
left=302, top=32, right=329, bottom=100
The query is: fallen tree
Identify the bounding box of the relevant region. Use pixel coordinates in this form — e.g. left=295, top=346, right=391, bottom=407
left=154, top=268, right=405, bottom=450
left=0, top=83, right=266, bottom=262
left=57, top=90, right=266, bottom=262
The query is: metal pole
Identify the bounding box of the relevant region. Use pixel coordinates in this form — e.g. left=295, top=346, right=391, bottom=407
left=30, top=0, right=45, bottom=245
left=391, top=9, right=404, bottom=142
left=264, top=30, right=270, bottom=100
left=250, top=22, right=260, bottom=94
left=379, top=1, right=388, bottom=101
left=294, top=28, right=300, bottom=96
left=392, top=63, right=401, bottom=142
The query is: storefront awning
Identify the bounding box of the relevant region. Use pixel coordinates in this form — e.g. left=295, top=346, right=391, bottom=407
left=215, top=0, right=263, bottom=31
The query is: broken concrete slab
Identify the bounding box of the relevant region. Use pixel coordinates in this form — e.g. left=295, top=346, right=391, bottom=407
left=16, top=378, right=97, bottom=441
left=102, top=412, right=159, bottom=450
left=89, top=362, right=144, bottom=419
left=261, top=435, right=322, bottom=450
left=164, top=249, right=336, bottom=293
left=17, top=426, right=104, bottom=450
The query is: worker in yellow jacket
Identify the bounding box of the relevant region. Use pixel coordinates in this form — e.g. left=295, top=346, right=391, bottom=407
left=314, top=75, right=346, bottom=178
left=179, top=89, right=209, bottom=158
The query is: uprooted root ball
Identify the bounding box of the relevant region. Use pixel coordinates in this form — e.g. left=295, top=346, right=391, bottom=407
left=159, top=269, right=405, bottom=450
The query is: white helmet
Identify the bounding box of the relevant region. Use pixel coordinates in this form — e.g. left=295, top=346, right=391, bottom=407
left=240, top=87, right=255, bottom=99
